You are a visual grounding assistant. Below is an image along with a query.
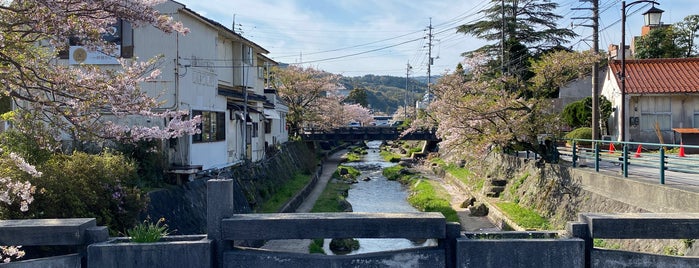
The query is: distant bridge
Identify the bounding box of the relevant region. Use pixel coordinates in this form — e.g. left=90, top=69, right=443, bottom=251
left=300, top=126, right=438, bottom=141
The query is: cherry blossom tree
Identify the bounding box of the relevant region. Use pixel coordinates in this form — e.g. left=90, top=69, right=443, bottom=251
left=1, top=0, right=199, bottom=145
left=1, top=0, right=199, bottom=261
left=271, top=65, right=340, bottom=135
left=409, top=55, right=560, bottom=160
left=391, top=105, right=417, bottom=123
left=410, top=50, right=602, bottom=162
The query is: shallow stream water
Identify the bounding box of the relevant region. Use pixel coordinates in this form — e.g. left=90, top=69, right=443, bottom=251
left=323, top=140, right=436, bottom=255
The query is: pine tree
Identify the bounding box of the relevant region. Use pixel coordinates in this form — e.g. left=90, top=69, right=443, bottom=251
left=456, top=0, right=577, bottom=78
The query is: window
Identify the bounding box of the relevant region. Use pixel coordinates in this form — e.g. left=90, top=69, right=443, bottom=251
left=264, top=120, right=272, bottom=134
left=192, top=110, right=225, bottom=143
left=242, top=45, right=253, bottom=65
left=59, top=20, right=133, bottom=59
left=639, top=97, right=671, bottom=131
left=251, top=122, right=259, bottom=138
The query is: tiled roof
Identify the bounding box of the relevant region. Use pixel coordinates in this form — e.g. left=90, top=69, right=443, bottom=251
left=609, top=58, right=699, bottom=94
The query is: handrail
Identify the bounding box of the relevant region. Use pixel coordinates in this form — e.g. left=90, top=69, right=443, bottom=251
left=561, top=138, right=699, bottom=184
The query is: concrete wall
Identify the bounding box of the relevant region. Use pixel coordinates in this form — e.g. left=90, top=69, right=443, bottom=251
left=571, top=167, right=699, bottom=213
left=456, top=239, right=585, bottom=268
left=592, top=249, right=699, bottom=268
left=87, top=235, right=212, bottom=268
left=224, top=248, right=445, bottom=268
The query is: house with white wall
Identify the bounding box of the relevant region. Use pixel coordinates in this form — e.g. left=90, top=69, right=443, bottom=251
left=601, top=58, right=699, bottom=143
left=61, top=1, right=287, bottom=173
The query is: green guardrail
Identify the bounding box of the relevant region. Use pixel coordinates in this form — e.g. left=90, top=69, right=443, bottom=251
left=563, top=139, right=699, bottom=185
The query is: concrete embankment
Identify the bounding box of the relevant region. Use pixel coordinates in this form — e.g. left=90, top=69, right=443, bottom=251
left=446, top=152, right=699, bottom=254
left=145, top=142, right=318, bottom=235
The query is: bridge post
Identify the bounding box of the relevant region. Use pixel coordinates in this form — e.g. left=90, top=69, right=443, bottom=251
left=440, top=222, right=461, bottom=268
left=566, top=221, right=591, bottom=268
left=207, top=179, right=235, bottom=268
left=594, top=142, right=600, bottom=172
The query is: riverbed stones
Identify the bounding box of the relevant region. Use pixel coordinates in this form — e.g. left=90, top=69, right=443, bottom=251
left=469, top=202, right=489, bottom=216
left=461, top=196, right=477, bottom=208
left=329, top=238, right=359, bottom=255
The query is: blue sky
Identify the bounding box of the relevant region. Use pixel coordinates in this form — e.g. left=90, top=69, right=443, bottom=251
left=176, top=0, right=697, bottom=77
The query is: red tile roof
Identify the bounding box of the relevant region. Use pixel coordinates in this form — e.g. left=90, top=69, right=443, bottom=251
left=609, top=58, right=699, bottom=94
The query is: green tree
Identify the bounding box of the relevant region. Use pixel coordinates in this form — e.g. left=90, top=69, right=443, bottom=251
left=456, top=0, right=577, bottom=78
left=674, top=15, right=699, bottom=57
left=635, top=26, right=683, bottom=59
left=561, top=96, right=612, bottom=129
left=345, top=87, right=369, bottom=107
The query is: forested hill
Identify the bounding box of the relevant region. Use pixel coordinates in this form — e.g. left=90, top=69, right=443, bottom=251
left=339, top=74, right=430, bottom=115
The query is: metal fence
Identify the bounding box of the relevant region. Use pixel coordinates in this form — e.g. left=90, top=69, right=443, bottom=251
left=560, top=139, right=699, bottom=185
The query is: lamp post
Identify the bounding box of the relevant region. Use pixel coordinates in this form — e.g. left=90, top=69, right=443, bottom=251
left=620, top=1, right=663, bottom=142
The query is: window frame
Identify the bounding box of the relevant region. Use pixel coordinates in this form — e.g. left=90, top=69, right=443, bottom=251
left=192, top=110, right=226, bottom=143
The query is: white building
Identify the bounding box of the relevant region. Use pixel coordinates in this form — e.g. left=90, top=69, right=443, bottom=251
left=62, top=1, right=288, bottom=173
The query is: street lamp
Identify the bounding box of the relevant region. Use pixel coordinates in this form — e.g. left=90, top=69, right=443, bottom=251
left=620, top=1, right=663, bottom=142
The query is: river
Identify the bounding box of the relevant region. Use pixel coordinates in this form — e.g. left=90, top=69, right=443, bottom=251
left=323, top=141, right=436, bottom=255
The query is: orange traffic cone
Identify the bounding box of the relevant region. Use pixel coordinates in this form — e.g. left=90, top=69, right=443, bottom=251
left=608, top=143, right=615, bottom=154
left=679, top=142, right=686, bottom=157
left=634, top=144, right=642, bottom=158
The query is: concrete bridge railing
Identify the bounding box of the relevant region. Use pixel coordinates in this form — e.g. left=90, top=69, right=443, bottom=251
left=568, top=213, right=699, bottom=268
left=1, top=179, right=699, bottom=267
left=0, top=218, right=108, bottom=267
left=207, top=179, right=584, bottom=268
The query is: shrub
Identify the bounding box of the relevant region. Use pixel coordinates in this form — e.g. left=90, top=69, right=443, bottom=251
left=0, top=151, right=146, bottom=235
left=113, top=140, right=166, bottom=188
left=309, top=239, right=326, bottom=254
left=565, top=127, right=592, bottom=146
left=561, top=96, right=612, bottom=129
left=127, top=217, right=171, bottom=243
left=0, top=129, right=52, bottom=165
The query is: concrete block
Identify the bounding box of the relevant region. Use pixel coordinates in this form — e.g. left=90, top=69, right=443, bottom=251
left=223, top=247, right=444, bottom=268
left=580, top=213, right=699, bottom=239
left=87, top=235, right=212, bottom=268
left=592, top=248, right=699, bottom=268
left=0, top=253, right=81, bottom=268
left=0, top=218, right=96, bottom=246
left=456, top=238, right=585, bottom=268
left=221, top=212, right=446, bottom=240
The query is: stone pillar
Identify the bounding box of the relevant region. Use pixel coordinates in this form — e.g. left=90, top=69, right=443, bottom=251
left=207, top=179, right=235, bottom=268
left=566, top=221, right=591, bottom=268
left=440, top=222, right=462, bottom=268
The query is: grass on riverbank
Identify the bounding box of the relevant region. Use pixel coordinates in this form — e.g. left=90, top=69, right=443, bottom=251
left=382, top=166, right=459, bottom=223
left=380, top=151, right=402, bottom=162
left=258, top=172, right=312, bottom=213
left=496, top=202, right=550, bottom=230
left=310, top=165, right=358, bottom=213
left=307, top=165, right=361, bottom=254
left=429, top=157, right=485, bottom=192
left=346, top=146, right=368, bottom=162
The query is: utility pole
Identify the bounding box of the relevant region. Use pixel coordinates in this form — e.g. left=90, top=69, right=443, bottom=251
left=572, top=0, right=600, bottom=140
left=592, top=0, right=600, bottom=140
left=501, top=0, right=506, bottom=75
left=405, top=62, right=412, bottom=119
left=426, top=18, right=433, bottom=104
